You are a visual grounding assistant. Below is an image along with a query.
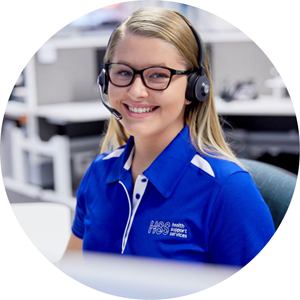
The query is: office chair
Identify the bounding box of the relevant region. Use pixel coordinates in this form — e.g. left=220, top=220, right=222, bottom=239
left=240, top=158, right=297, bottom=230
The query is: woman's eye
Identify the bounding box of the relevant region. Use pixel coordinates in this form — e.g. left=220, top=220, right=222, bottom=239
left=117, top=70, right=132, bottom=77
left=153, top=73, right=166, bottom=78
left=151, top=73, right=169, bottom=79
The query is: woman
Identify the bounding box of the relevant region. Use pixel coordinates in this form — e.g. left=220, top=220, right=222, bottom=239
left=66, top=7, right=275, bottom=266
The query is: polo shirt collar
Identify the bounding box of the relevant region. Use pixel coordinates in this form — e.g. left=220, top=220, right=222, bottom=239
left=105, top=137, right=135, bottom=185
left=144, top=125, right=196, bottom=198
left=106, top=125, right=196, bottom=198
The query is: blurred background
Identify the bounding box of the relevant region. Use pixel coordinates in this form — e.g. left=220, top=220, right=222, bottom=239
left=1, top=1, right=298, bottom=262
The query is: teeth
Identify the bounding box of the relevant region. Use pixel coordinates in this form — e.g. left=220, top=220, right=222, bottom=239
left=128, top=106, right=154, bottom=113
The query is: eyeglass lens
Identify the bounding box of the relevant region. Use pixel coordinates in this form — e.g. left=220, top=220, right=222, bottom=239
left=107, top=64, right=171, bottom=90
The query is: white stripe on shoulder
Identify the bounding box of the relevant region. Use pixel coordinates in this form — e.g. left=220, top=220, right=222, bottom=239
left=191, top=154, right=215, bottom=177
left=102, top=148, right=125, bottom=160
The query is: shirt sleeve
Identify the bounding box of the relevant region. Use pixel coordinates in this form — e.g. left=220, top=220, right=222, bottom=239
left=71, top=161, right=94, bottom=239
left=208, top=171, right=275, bottom=266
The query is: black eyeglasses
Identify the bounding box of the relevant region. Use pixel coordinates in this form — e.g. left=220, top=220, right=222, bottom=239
left=105, top=63, right=191, bottom=91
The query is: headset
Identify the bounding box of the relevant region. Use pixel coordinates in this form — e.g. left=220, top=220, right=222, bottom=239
left=97, top=15, right=210, bottom=120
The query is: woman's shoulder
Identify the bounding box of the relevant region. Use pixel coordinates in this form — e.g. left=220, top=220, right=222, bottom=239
left=79, top=145, right=127, bottom=186
left=81, top=146, right=127, bottom=180
left=195, top=153, right=249, bottom=184
left=93, top=145, right=127, bottom=164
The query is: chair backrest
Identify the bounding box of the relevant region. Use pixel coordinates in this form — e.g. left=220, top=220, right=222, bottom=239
left=11, top=202, right=71, bottom=263
left=240, top=158, right=297, bottom=230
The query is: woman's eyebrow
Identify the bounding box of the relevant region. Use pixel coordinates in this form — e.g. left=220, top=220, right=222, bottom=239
left=113, top=60, right=169, bottom=68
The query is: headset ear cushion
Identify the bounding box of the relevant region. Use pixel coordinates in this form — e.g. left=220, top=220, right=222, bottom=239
left=186, top=72, right=210, bottom=102
left=99, top=69, right=109, bottom=94
left=185, top=72, right=199, bottom=102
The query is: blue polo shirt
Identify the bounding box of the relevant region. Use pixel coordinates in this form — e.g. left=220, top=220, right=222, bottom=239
left=72, top=125, right=275, bottom=266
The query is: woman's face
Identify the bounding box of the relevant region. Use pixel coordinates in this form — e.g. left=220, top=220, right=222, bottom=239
left=108, top=34, right=190, bottom=141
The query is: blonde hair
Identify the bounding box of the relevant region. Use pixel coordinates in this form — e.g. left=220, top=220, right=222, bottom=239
left=100, top=7, right=241, bottom=167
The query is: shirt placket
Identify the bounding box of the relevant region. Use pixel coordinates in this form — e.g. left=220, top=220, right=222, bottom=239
left=119, top=174, right=148, bottom=254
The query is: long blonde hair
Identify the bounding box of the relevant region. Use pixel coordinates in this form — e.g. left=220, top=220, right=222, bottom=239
left=100, top=7, right=241, bottom=166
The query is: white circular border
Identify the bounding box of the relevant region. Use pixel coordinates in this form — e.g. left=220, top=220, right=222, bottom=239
left=0, top=1, right=299, bottom=299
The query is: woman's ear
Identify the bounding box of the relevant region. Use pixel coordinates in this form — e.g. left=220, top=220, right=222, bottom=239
left=185, top=99, right=192, bottom=105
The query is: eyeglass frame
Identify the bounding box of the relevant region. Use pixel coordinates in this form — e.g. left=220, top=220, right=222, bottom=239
left=104, top=62, right=191, bottom=91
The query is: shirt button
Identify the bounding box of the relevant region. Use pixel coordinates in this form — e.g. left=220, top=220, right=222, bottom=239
left=136, top=194, right=141, bottom=200
left=141, top=178, right=147, bottom=183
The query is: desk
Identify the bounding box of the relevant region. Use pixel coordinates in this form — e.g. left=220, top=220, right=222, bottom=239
left=36, top=101, right=110, bottom=139
left=36, top=100, right=111, bottom=124
left=215, top=96, right=295, bottom=116
left=56, top=252, right=240, bottom=299
left=215, top=97, right=298, bottom=174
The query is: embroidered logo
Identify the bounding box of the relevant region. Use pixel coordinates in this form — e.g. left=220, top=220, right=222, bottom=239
left=148, top=220, right=170, bottom=235
left=148, top=220, right=188, bottom=239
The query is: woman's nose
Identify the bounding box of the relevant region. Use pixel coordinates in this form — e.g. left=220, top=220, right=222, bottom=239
left=127, top=75, right=149, bottom=100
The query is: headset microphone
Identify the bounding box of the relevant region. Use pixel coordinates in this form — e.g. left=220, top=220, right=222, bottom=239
left=97, top=72, right=123, bottom=120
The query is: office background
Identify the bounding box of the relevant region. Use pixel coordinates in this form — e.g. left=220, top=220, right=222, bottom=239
left=1, top=0, right=299, bottom=262
left=1, top=1, right=300, bottom=300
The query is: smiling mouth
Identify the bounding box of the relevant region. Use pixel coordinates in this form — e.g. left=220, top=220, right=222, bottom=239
left=126, top=105, right=159, bottom=114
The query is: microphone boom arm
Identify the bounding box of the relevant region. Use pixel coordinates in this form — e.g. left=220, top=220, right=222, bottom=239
left=97, top=75, right=122, bottom=120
